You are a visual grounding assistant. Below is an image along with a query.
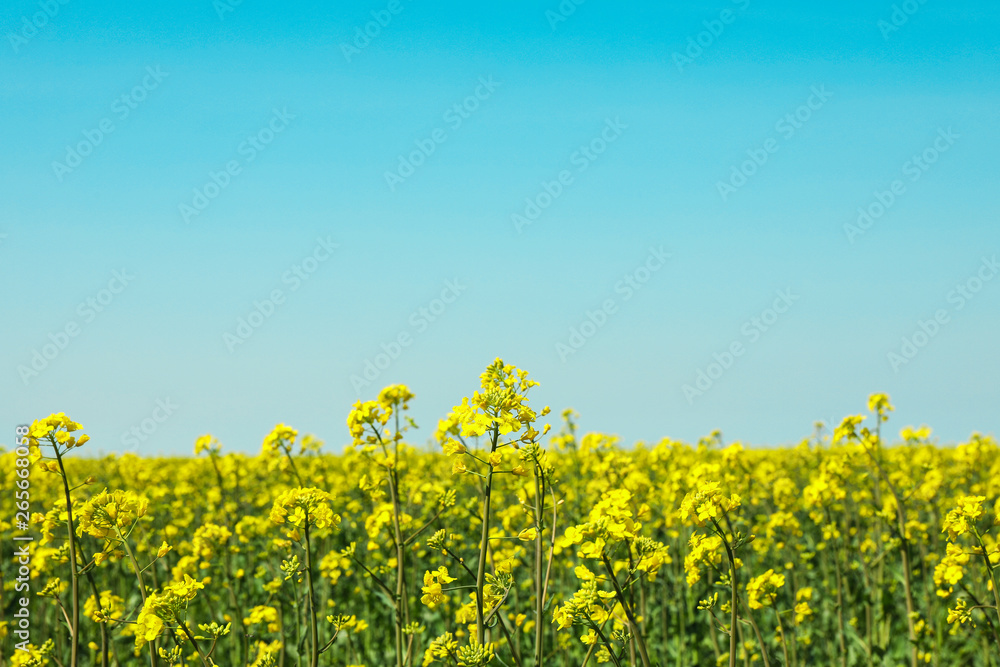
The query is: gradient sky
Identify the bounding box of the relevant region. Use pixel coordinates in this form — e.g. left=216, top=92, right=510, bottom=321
left=2, top=0, right=998, bottom=456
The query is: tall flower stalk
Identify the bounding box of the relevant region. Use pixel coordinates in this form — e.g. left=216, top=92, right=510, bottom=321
left=836, top=395, right=919, bottom=667
left=436, top=358, right=548, bottom=662
left=347, top=384, right=419, bottom=667
left=270, top=487, right=341, bottom=667
left=680, top=481, right=752, bottom=667
left=26, top=413, right=93, bottom=667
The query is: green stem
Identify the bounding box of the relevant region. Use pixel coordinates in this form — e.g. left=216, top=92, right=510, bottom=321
left=117, top=526, right=158, bottom=667
left=600, top=552, right=651, bottom=667
left=720, top=533, right=738, bottom=667
left=178, top=619, right=211, bottom=667
left=973, top=528, right=1000, bottom=655
left=581, top=610, right=615, bottom=667
left=304, top=520, right=319, bottom=667
left=533, top=465, right=545, bottom=667
left=831, top=541, right=848, bottom=667
left=388, top=465, right=407, bottom=667
left=773, top=604, right=790, bottom=667
left=738, top=594, right=771, bottom=667
left=52, top=443, right=80, bottom=667
left=82, top=567, right=110, bottom=667
left=494, top=612, right=525, bottom=667
left=375, top=417, right=409, bottom=667
left=475, top=426, right=500, bottom=645
left=283, top=444, right=305, bottom=487
left=861, top=436, right=918, bottom=667
left=591, top=618, right=624, bottom=667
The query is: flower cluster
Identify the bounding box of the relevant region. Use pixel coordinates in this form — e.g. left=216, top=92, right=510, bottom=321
left=75, top=488, right=149, bottom=540
left=679, top=481, right=741, bottom=528
left=420, top=566, right=457, bottom=609
left=746, top=568, right=785, bottom=610
left=269, top=487, right=340, bottom=538
left=134, top=575, right=206, bottom=648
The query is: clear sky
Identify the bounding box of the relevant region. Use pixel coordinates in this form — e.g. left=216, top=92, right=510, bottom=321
left=2, top=0, right=998, bottom=455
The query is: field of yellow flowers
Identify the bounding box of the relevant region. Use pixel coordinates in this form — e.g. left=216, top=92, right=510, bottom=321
left=2, top=359, right=998, bottom=667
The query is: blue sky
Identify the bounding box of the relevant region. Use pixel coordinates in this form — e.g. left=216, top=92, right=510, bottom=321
left=2, top=0, right=998, bottom=455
